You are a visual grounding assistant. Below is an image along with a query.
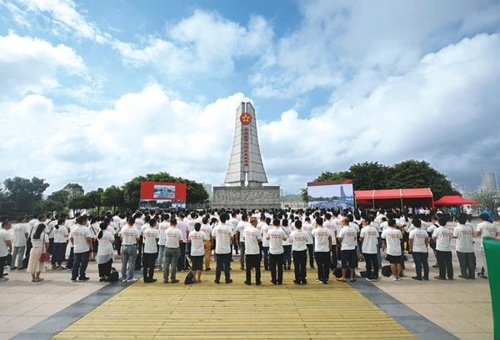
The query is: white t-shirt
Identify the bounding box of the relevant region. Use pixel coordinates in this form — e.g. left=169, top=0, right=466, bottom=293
left=236, top=220, right=250, bottom=242
left=312, top=226, right=331, bottom=252
left=0, top=229, right=13, bottom=256
left=121, top=226, right=139, bottom=246
left=381, top=227, right=402, bottom=256
left=243, top=226, right=262, bottom=255
left=211, top=223, right=233, bottom=254
left=338, top=225, right=357, bottom=251
left=477, top=221, right=498, bottom=248
left=360, top=225, right=378, bottom=254
left=53, top=225, right=69, bottom=243
left=200, top=223, right=212, bottom=241
left=46, top=219, right=58, bottom=238
left=189, top=230, right=208, bottom=256
left=409, top=228, right=428, bottom=253
left=158, top=222, right=169, bottom=246
left=432, top=227, right=453, bottom=252
left=165, top=227, right=182, bottom=248
left=70, top=225, right=92, bottom=253
left=13, top=223, right=29, bottom=247
left=31, top=233, right=49, bottom=248
left=289, top=230, right=310, bottom=251
left=143, top=227, right=159, bottom=254
left=177, top=220, right=189, bottom=243
left=453, top=224, right=474, bottom=253
left=323, top=220, right=337, bottom=245
left=97, top=230, right=114, bottom=256
left=268, top=227, right=287, bottom=255
left=302, top=222, right=314, bottom=245
left=261, top=223, right=270, bottom=247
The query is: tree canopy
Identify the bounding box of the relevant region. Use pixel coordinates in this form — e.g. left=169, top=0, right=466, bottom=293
left=122, top=172, right=208, bottom=210
left=3, top=176, right=50, bottom=213
left=303, top=160, right=458, bottom=201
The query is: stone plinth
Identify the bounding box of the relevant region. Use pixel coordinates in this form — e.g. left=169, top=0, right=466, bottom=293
left=212, top=186, right=281, bottom=210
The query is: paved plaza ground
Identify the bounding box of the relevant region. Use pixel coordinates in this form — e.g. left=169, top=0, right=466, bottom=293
left=0, top=226, right=494, bottom=340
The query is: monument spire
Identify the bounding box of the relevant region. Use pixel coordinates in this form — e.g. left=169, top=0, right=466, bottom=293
left=224, top=102, right=268, bottom=187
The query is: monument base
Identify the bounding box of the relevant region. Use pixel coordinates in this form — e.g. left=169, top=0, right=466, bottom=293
left=212, top=186, right=281, bottom=210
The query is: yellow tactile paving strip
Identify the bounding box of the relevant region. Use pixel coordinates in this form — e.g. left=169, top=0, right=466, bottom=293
left=54, top=269, right=415, bottom=339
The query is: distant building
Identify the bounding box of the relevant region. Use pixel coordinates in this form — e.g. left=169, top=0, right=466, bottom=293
left=481, top=171, right=498, bottom=191
left=202, top=183, right=213, bottom=199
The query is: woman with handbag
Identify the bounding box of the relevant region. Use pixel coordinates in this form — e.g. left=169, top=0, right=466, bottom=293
left=97, top=221, right=115, bottom=282
left=27, top=223, right=49, bottom=282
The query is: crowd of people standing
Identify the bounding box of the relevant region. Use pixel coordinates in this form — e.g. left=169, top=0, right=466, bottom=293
left=0, top=206, right=499, bottom=285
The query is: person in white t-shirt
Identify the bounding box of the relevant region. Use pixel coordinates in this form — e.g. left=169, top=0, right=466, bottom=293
left=432, top=216, right=454, bottom=280
left=408, top=218, right=429, bottom=281
left=242, top=217, right=262, bottom=285
left=337, top=217, right=357, bottom=282
left=156, top=214, right=169, bottom=270
left=70, top=216, right=93, bottom=282
left=236, top=214, right=250, bottom=270
left=260, top=217, right=271, bottom=271
left=302, top=217, right=315, bottom=269
left=381, top=219, right=403, bottom=281
left=0, top=221, right=13, bottom=282
left=267, top=218, right=287, bottom=285
left=211, top=213, right=234, bottom=284
left=163, top=218, right=183, bottom=284
left=97, top=222, right=115, bottom=282
left=289, top=220, right=311, bottom=284
left=142, top=218, right=159, bottom=283
left=475, top=213, right=498, bottom=279
left=120, top=217, right=140, bottom=283
left=188, top=222, right=209, bottom=283
left=27, top=223, right=49, bottom=282
left=453, top=213, right=475, bottom=279
left=312, top=217, right=332, bottom=284
left=52, top=217, right=69, bottom=269
left=200, top=216, right=213, bottom=271
left=359, top=216, right=379, bottom=282
left=11, top=218, right=29, bottom=270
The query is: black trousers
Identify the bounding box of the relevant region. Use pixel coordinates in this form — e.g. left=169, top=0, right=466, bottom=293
left=215, top=253, right=231, bottom=282
left=436, top=250, right=453, bottom=279
left=306, top=244, right=314, bottom=267
left=72, top=251, right=89, bottom=280
left=143, top=252, right=158, bottom=281
left=315, top=251, right=330, bottom=282
left=292, top=250, right=307, bottom=282
left=98, top=259, right=113, bottom=278
left=245, top=254, right=261, bottom=284
left=330, top=245, right=337, bottom=269
left=269, top=253, right=284, bottom=284
left=364, top=253, right=379, bottom=279
left=456, top=251, right=476, bottom=279
left=0, top=255, right=6, bottom=278
left=262, top=246, right=269, bottom=270
left=177, top=242, right=187, bottom=270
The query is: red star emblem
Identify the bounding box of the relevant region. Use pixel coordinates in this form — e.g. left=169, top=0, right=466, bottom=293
left=240, top=113, right=252, bottom=125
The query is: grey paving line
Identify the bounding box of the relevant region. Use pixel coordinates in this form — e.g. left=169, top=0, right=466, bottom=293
left=354, top=280, right=458, bottom=340
left=11, top=282, right=129, bottom=340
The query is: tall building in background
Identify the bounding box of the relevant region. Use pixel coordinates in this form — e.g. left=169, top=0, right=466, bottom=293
left=212, top=102, right=280, bottom=209
left=224, top=102, right=268, bottom=187
left=482, top=171, right=498, bottom=191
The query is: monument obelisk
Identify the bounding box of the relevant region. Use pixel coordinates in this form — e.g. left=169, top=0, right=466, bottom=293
left=212, top=102, right=280, bottom=209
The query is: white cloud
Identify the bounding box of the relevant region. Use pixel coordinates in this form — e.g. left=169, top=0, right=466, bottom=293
left=14, top=0, right=107, bottom=43
left=114, top=10, right=274, bottom=76
left=0, top=32, right=87, bottom=98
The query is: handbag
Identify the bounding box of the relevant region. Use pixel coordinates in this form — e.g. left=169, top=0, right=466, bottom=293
left=39, top=234, right=50, bottom=262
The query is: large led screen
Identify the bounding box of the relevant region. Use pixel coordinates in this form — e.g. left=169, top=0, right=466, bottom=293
left=307, top=180, right=355, bottom=210
left=140, top=181, right=187, bottom=209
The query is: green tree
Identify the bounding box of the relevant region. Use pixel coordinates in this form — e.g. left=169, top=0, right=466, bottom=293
left=47, top=189, right=70, bottom=207
left=32, top=199, right=65, bottom=215
left=3, top=176, right=50, bottom=213
left=474, top=189, right=497, bottom=213
left=68, top=194, right=89, bottom=216
left=61, top=183, right=84, bottom=199
left=102, top=185, right=124, bottom=212
left=314, top=171, right=351, bottom=182
left=387, top=160, right=457, bottom=199
left=122, top=172, right=208, bottom=209
left=349, top=161, right=391, bottom=190
left=85, top=188, right=104, bottom=216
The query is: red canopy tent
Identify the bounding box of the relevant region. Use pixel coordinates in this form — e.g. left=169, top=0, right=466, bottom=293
left=434, top=195, right=479, bottom=206
left=355, top=188, right=433, bottom=209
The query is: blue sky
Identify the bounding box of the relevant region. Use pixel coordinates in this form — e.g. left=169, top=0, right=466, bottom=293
left=1, top=0, right=500, bottom=195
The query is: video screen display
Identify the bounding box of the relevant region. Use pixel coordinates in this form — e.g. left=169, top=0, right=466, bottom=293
left=307, top=180, right=355, bottom=210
